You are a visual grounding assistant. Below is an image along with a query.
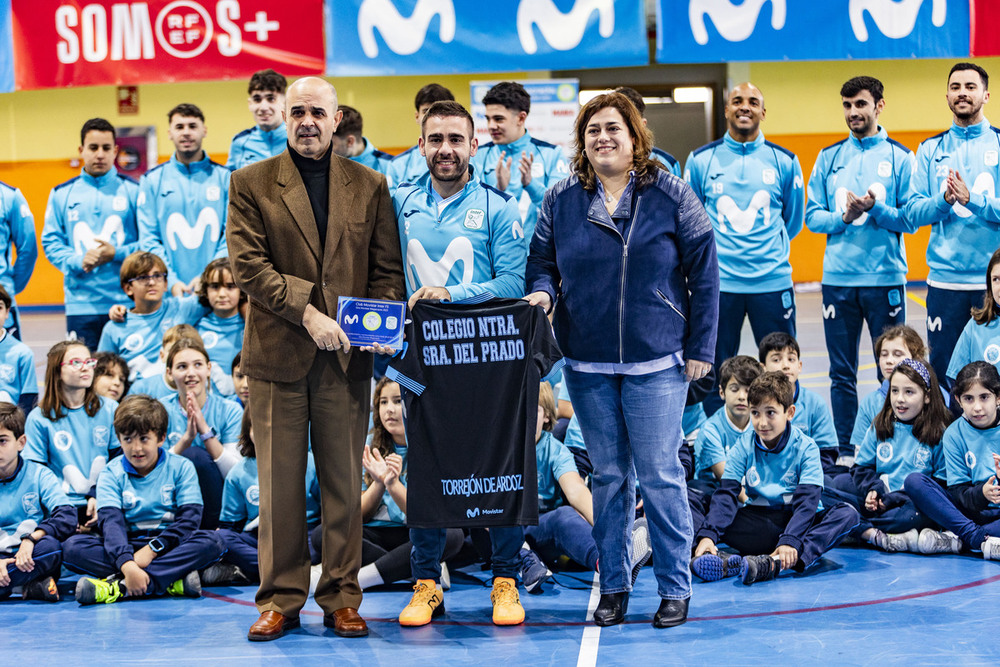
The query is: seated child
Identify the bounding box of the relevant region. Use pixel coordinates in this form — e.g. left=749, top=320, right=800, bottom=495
left=693, top=356, right=763, bottom=487
left=62, top=395, right=224, bottom=604
left=195, top=258, right=246, bottom=396
left=232, top=351, right=249, bottom=406
left=92, top=352, right=130, bottom=402
left=690, top=372, right=860, bottom=585
left=160, top=338, right=243, bottom=529
left=759, top=332, right=840, bottom=476
left=97, top=251, right=205, bottom=381
left=0, top=403, right=76, bottom=601
left=835, top=359, right=952, bottom=552
left=947, top=247, right=1000, bottom=386
left=0, top=285, right=38, bottom=414
left=905, top=361, right=1000, bottom=559
left=128, top=324, right=203, bottom=399
left=850, top=325, right=928, bottom=459
left=24, top=341, right=120, bottom=531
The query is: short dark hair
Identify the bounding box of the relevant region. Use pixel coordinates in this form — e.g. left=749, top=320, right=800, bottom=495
left=718, top=355, right=763, bottom=391
left=197, top=257, right=246, bottom=310
left=482, top=81, right=531, bottom=114
left=248, top=69, right=286, bottom=95
left=119, top=251, right=167, bottom=293
left=748, top=371, right=794, bottom=410
left=80, top=118, right=116, bottom=145
left=231, top=350, right=242, bottom=373
left=0, top=402, right=25, bottom=438
left=758, top=331, right=800, bottom=362
left=950, top=62, right=989, bottom=89
left=334, top=105, right=363, bottom=140
left=952, top=360, right=1000, bottom=402
left=167, top=103, right=205, bottom=123
left=415, top=83, right=455, bottom=111
left=840, top=76, right=884, bottom=104
left=94, top=351, right=131, bottom=396
left=421, top=100, right=474, bottom=136
left=614, top=86, right=645, bottom=115
left=115, top=395, right=169, bottom=440
left=0, top=284, right=10, bottom=310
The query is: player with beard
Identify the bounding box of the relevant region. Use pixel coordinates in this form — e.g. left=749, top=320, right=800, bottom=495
left=806, top=76, right=915, bottom=460
left=391, top=100, right=528, bottom=626
left=905, top=62, right=1000, bottom=388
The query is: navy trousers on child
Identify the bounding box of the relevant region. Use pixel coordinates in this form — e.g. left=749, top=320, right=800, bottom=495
left=0, top=536, right=63, bottom=597
left=824, top=472, right=932, bottom=536
left=905, top=473, right=1000, bottom=550
left=694, top=503, right=859, bottom=569
left=62, top=531, right=224, bottom=595
left=703, top=289, right=797, bottom=416
left=524, top=505, right=599, bottom=571
left=218, top=529, right=260, bottom=580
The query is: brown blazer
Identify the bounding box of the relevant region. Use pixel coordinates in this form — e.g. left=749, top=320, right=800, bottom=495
left=226, top=149, right=405, bottom=383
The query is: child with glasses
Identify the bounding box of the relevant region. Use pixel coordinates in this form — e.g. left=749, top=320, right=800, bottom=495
left=97, top=251, right=205, bottom=381
left=22, top=341, right=120, bottom=532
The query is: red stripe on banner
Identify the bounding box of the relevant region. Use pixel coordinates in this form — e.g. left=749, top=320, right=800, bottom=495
left=971, top=0, right=1000, bottom=56
left=12, top=0, right=324, bottom=90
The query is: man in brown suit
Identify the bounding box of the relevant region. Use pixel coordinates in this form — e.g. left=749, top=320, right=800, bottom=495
left=227, top=77, right=404, bottom=641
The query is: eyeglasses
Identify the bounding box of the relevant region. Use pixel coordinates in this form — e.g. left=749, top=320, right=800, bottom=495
left=207, top=282, right=238, bottom=290
left=61, top=358, right=98, bottom=370
left=127, top=272, right=167, bottom=285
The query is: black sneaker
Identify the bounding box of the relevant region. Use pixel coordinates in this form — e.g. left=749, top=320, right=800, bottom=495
left=740, top=555, right=780, bottom=586
left=23, top=576, right=60, bottom=602
left=519, top=548, right=551, bottom=594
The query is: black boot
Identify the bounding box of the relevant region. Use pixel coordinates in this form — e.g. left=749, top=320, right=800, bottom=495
left=652, top=597, right=689, bottom=628
left=593, top=592, right=629, bottom=626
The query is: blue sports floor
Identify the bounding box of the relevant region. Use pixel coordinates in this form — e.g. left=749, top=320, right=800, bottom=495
left=8, top=288, right=1000, bottom=665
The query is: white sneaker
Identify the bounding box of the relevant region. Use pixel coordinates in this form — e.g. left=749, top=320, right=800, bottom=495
left=981, top=536, right=1000, bottom=560
left=873, top=528, right=919, bottom=553
left=440, top=562, right=451, bottom=591
left=917, top=528, right=962, bottom=554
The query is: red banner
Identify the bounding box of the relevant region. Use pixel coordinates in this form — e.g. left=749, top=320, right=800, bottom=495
left=971, top=0, right=1000, bottom=56
left=12, top=0, right=324, bottom=90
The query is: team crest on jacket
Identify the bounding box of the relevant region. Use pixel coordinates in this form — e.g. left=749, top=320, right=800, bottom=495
left=113, top=196, right=128, bottom=211
left=877, top=161, right=892, bottom=178
left=160, top=484, right=175, bottom=505
left=761, top=168, right=776, bottom=185
left=21, top=492, right=40, bottom=515
left=464, top=209, right=485, bottom=230
left=206, top=186, right=221, bottom=202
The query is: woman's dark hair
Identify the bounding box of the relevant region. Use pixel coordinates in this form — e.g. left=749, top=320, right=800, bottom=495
left=571, top=91, right=660, bottom=192
left=874, top=360, right=952, bottom=446
left=237, top=405, right=255, bottom=458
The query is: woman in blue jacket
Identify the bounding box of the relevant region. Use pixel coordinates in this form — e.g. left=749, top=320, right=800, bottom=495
left=525, top=92, right=719, bottom=629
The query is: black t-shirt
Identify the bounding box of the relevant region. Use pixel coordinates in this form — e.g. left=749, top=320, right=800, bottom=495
left=388, top=298, right=563, bottom=528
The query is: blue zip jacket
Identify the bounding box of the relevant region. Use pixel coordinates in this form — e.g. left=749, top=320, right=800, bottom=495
left=350, top=138, right=394, bottom=183
left=226, top=124, right=287, bottom=171
left=806, top=127, right=915, bottom=286
left=0, top=180, right=38, bottom=308
left=905, top=119, right=1000, bottom=285
left=42, top=169, right=140, bottom=315
left=684, top=132, right=804, bottom=293
left=471, top=131, right=569, bottom=245
left=137, top=154, right=230, bottom=289
left=393, top=168, right=525, bottom=302
left=526, top=170, right=718, bottom=365
left=387, top=145, right=428, bottom=191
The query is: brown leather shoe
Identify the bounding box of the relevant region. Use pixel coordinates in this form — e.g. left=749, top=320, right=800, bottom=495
left=323, top=607, right=369, bottom=637
left=247, top=611, right=300, bottom=642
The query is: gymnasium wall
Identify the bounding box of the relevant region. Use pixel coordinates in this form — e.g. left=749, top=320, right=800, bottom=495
left=2, top=58, right=998, bottom=306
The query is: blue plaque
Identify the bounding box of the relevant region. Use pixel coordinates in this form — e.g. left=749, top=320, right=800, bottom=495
left=337, top=297, right=406, bottom=348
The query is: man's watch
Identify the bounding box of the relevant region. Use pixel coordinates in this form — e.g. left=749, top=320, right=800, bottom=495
left=198, top=427, right=219, bottom=443
left=148, top=537, right=167, bottom=554
left=19, top=533, right=38, bottom=544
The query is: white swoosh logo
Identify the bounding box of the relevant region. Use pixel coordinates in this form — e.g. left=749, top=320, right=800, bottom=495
left=358, top=0, right=456, bottom=58
left=517, top=0, right=614, bottom=54
left=849, top=0, right=946, bottom=41
left=405, top=237, right=474, bottom=293
left=689, top=0, right=786, bottom=45
left=166, top=208, right=220, bottom=250
left=716, top=190, right=770, bottom=233
left=835, top=182, right=887, bottom=226
left=73, top=215, right=125, bottom=254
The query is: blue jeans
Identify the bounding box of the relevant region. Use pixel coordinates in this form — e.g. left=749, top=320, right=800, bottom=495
left=411, top=525, right=523, bottom=582
left=821, top=284, right=906, bottom=453
left=926, top=286, right=983, bottom=390
left=704, top=289, right=796, bottom=416
left=525, top=505, right=598, bottom=570
left=564, top=364, right=692, bottom=599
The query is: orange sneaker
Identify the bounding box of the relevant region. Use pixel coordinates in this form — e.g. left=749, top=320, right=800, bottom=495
left=491, top=577, right=524, bottom=626
left=399, top=579, right=444, bottom=627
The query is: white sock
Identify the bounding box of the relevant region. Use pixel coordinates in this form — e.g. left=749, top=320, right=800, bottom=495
left=358, top=564, right=384, bottom=590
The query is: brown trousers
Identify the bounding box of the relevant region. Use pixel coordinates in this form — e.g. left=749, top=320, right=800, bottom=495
left=250, top=352, right=370, bottom=616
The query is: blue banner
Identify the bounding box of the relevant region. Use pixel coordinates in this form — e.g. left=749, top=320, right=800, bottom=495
left=326, top=0, right=647, bottom=76
left=657, top=0, right=970, bottom=63
left=0, top=0, right=13, bottom=93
